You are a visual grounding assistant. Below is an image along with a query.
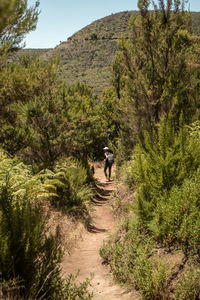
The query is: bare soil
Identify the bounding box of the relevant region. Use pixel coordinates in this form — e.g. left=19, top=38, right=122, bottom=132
left=61, top=164, right=141, bottom=299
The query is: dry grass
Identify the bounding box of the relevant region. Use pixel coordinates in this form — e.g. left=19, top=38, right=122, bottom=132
left=44, top=202, right=85, bottom=254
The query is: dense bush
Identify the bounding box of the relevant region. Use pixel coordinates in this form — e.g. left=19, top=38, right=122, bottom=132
left=1, top=53, right=106, bottom=167
left=0, top=150, right=94, bottom=298
left=175, top=264, right=200, bottom=300
left=102, top=117, right=200, bottom=298
left=0, top=187, right=63, bottom=299
left=100, top=218, right=170, bottom=299
left=0, top=148, right=94, bottom=219
left=44, top=159, right=94, bottom=219
left=123, top=117, right=200, bottom=223
left=149, top=174, right=200, bottom=253
left=100, top=219, right=150, bottom=284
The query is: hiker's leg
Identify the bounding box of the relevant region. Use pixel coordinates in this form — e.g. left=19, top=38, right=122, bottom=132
left=108, top=164, right=112, bottom=180
left=104, top=163, right=108, bottom=178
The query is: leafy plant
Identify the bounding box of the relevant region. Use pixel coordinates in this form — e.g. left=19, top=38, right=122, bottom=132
left=0, top=174, right=93, bottom=299
left=133, top=253, right=169, bottom=300
left=44, top=159, right=94, bottom=218
left=0, top=186, right=63, bottom=299
left=149, top=173, right=200, bottom=253
left=0, top=148, right=94, bottom=299
left=112, top=0, right=200, bottom=156
left=101, top=2, right=200, bottom=299
left=131, top=117, right=200, bottom=223
left=0, top=0, right=39, bottom=53
left=0, top=149, right=94, bottom=223
left=175, top=265, right=200, bottom=300
left=100, top=218, right=152, bottom=283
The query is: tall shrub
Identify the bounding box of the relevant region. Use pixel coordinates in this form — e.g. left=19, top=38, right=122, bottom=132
left=133, top=117, right=200, bottom=222
left=112, top=0, right=199, bottom=154
left=0, top=187, right=63, bottom=299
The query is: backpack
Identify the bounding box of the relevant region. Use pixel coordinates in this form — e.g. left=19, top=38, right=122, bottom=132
left=107, top=153, right=114, bottom=164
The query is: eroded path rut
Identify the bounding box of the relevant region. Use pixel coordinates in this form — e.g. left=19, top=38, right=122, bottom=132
left=62, top=165, right=140, bottom=300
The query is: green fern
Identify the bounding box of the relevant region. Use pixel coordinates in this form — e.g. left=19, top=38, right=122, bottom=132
left=48, top=160, right=94, bottom=216
left=0, top=150, right=49, bottom=201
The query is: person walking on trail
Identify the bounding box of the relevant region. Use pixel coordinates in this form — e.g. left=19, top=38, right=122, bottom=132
left=103, top=147, right=114, bottom=182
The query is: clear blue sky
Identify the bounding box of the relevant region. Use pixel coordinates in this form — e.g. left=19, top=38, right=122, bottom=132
left=25, top=0, right=200, bottom=49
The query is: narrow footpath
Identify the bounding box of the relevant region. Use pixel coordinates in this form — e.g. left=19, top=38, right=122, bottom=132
left=62, top=164, right=140, bottom=300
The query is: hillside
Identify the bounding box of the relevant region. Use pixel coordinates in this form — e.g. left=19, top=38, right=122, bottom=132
left=26, top=11, right=200, bottom=95
left=42, top=11, right=138, bottom=95
left=11, top=48, right=51, bottom=61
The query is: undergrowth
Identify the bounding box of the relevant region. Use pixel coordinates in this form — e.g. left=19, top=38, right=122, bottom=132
left=100, top=119, right=200, bottom=299
left=100, top=218, right=170, bottom=299
left=0, top=150, right=94, bottom=299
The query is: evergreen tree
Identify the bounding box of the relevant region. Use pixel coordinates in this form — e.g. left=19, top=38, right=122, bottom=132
left=61, top=83, right=106, bottom=161
left=113, top=0, right=199, bottom=143
left=0, top=0, right=40, bottom=154
left=134, top=115, right=200, bottom=222
left=0, top=0, right=39, bottom=55
left=0, top=56, right=60, bottom=156
left=8, top=81, right=105, bottom=168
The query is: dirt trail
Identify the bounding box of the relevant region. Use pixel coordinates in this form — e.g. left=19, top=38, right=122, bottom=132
left=62, top=165, right=140, bottom=300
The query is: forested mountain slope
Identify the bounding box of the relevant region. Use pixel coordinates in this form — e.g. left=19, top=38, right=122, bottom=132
left=42, top=11, right=137, bottom=94
left=23, top=11, right=200, bottom=94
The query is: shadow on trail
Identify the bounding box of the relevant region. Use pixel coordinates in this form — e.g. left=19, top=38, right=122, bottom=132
left=92, top=182, right=113, bottom=206
left=87, top=179, right=113, bottom=234
left=87, top=224, right=107, bottom=233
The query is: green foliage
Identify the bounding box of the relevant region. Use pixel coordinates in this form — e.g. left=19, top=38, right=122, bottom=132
left=0, top=152, right=93, bottom=298
left=15, top=91, right=69, bottom=168
left=0, top=273, right=93, bottom=300
left=0, top=149, right=94, bottom=220
left=61, top=272, right=93, bottom=300
left=149, top=174, right=200, bottom=253
left=104, top=117, right=200, bottom=297
left=0, top=191, right=93, bottom=299
left=100, top=218, right=152, bottom=283
left=131, top=118, right=200, bottom=222
left=0, top=149, right=47, bottom=201
left=44, top=159, right=94, bottom=218
left=100, top=2, right=200, bottom=298
left=0, top=56, right=60, bottom=157
left=100, top=218, right=170, bottom=299
left=1, top=52, right=105, bottom=165
left=0, top=55, right=59, bottom=108
left=61, top=83, right=106, bottom=161
left=0, top=0, right=39, bottom=54
left=175, top=265, right=200, bottom=300
left=112, top=0, right=200, bottom=155
left=98, top=88, right=121, bottom=148
left=133, top=253, right=169, bottom=300
left=0, top=187, right=63, bottom=299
